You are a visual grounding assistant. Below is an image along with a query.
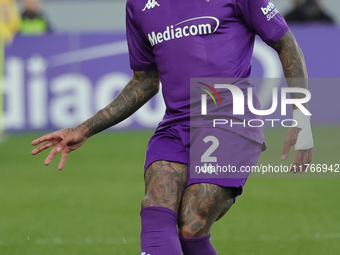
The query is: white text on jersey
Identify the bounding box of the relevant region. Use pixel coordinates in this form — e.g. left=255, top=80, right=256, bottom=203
left=261, top=1, right=279, bottom=21
left=147, top=16, right=219, bottom=46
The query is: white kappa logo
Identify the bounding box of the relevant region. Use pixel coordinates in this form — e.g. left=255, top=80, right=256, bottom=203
left=142, top=0, right=160, bottom=11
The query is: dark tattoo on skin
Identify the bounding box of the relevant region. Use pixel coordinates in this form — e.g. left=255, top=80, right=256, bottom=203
left=77, top=70, right=159, bottom=137
left=67, top=126, right=83, bottom=132
left=271, top=30, right=308, bottom=79
left=142, top=161, right=236, bottom=237
left=271, top=30, right=309, bottom=110
left=178, top=183, right=235, bottom=238
left=142, top=161, right=188, bottom=213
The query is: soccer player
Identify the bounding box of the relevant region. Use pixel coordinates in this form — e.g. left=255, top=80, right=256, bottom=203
left=32, top=0, right=313, bottom=254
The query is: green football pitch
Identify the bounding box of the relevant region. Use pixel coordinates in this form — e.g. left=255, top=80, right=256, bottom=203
left=0, top=126, right=339, bottom=255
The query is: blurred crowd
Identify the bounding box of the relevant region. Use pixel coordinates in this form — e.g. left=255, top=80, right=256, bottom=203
left=0, top=0, right=52, bottom=42
left=20, top=0, right=333, bottom=31
left=20, top=0, right=53, bottom=34
left=0, top=0, right=336, bottom=42
left=284, top=0, right=334, bottom=24
left=16, top=0, right=334, bottom=35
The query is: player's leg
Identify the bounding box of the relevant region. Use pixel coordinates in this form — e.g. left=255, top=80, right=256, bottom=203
left=141, top=160, right=188, bottom=212
left=179, top=126, right=264, bottom=254
left=140, top=160, right=188, bottom=255
left=178, top=183, right=235, bottom=255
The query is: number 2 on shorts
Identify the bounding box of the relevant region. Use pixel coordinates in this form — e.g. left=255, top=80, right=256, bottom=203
left=201, top=136, right=219, bottom=163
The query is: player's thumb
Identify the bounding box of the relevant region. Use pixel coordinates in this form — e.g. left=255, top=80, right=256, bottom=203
left=281, top=138, right=291, bottom=161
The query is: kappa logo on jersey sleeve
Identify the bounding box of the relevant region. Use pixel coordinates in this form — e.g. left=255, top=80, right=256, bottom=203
left=261, top=1, right=279, bottom=21
left=142, top=0, right=160, bottom=11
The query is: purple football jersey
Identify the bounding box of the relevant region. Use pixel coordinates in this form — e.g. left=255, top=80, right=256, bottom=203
left=126, top=0, right=289, bottom=143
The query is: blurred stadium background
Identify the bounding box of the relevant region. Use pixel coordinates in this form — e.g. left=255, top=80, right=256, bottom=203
left=1, top=0, right=339, bottom=254
left=32, top=0, right=340, bottom=31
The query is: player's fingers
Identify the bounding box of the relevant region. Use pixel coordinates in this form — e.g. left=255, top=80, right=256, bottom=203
left=31, top=141, right=55, bottom=155
left=289, top=150, right=303, bottom=173
left=308, top=147, right=313, bottom=163
left=44, top=147, right=59, bottom=166
left=281, top=137, right=291, bottom=161
left=32, top=133, right=60, bottom=146
left=58, top=151, right=70, bottom=171
left=300, top=150, right=309, bottom=172
left=56, top=138, right=72, bottom=153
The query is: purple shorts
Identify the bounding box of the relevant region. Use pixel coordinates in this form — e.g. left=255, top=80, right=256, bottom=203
left=145, top=125, right=263, bottom=198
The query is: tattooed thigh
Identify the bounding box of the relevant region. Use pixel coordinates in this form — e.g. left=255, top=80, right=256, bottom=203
left=178, top=183, right=235, bottom=238
left=141, top=160, right=188, bottom=213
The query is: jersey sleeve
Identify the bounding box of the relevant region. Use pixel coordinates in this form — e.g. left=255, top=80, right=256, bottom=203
left=235, top=0, right=289, bottom=45
left=126, top=1, right=157, bottom=71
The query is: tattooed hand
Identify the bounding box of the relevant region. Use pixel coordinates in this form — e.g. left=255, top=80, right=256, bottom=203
left=31, top=126, right=88, bottom=170
left=280, top=126, right=313, bottom=172
left=32, top=70, right=159, bottom=170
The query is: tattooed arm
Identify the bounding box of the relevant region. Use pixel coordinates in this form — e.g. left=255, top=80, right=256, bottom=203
left=31, top=70, right=160, bottom=170
left=271, top=31, right=313, bottom=171
left=271, top=30, right=308, bottom=108
left=80, top=70, right=159, bottom=136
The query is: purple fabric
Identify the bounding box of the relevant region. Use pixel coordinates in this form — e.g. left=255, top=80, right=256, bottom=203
left=140, top=206, right=182, bottom=255
left=189, top=78, right=265, bottom=145
left=126, top=0, right=289, bottom=142
left=144, top=125, right=190, bottom=170
left=180, top=234, right=217, bottom=255
left=144, top=125, right=263, bottom=199
left=189, top=126, right=264, bottom=182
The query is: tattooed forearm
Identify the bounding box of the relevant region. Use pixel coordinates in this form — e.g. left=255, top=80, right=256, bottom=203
left=271, top=30, right=308, bottom=109
left=78, top=70, right=159, bottom=137
left=271, top=30, right=308, bottom=81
